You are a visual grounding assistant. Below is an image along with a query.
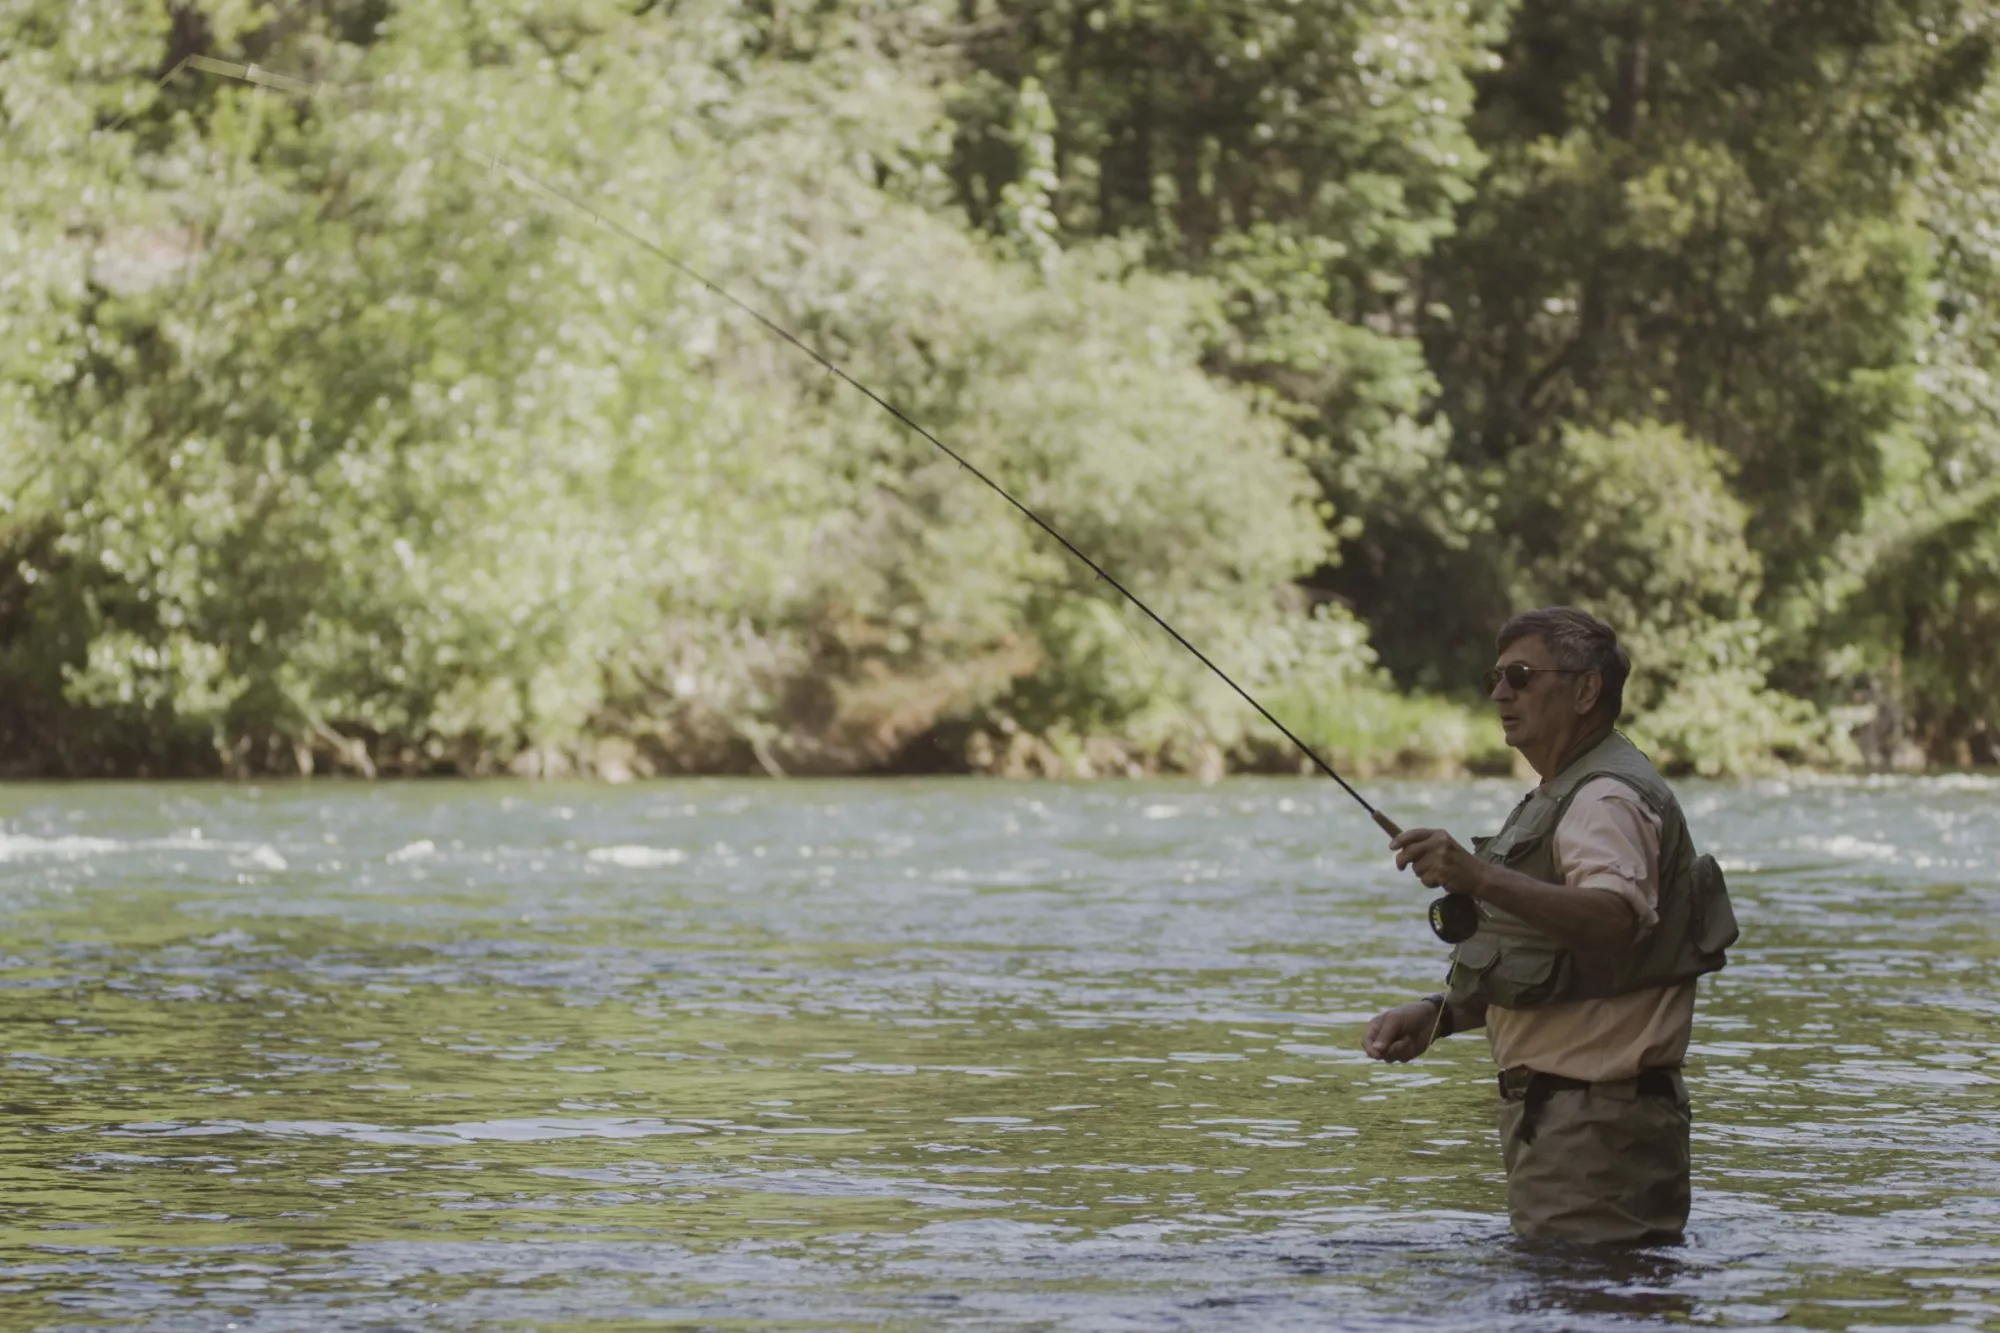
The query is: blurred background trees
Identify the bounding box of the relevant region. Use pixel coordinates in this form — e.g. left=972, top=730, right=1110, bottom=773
left=2, top=0, right=1996, bottom=776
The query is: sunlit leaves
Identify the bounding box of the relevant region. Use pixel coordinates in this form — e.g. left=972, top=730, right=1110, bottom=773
left=0, top=0, right=1369, bottom=775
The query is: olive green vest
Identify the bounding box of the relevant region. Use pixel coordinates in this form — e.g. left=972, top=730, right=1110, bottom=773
left=1444, top=731, right=1737, bottom=1014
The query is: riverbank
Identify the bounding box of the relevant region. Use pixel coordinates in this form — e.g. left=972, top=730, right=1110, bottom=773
left=0, top=693, right=1512, bottom=783
left=1, top=674, right=1901, bottom=781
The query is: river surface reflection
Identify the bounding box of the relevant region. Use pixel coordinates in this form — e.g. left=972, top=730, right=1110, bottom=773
left=0, top=777, right=1994, bottom=1330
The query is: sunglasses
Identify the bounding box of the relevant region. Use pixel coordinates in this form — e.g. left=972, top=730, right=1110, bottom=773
left=1484, top=663, right=1588, bottom=692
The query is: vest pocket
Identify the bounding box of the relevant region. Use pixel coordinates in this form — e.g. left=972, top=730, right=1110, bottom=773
left=1453, top=934, right=1501, bottom=973
left=1690, top=854, right=1740, bottom=957
left=1490, top=940, right=1568, bottom=1007
left=1476, top=826, right=1542, bottom=866
left=1451, top=932, right=1570, bottom=1008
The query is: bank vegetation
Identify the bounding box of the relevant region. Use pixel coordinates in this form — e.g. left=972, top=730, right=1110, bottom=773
left=4, top=0, right=1998, bottom=779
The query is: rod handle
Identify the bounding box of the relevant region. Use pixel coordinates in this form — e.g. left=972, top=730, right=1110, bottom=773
left=1372, top=810, right=1402, bottom=840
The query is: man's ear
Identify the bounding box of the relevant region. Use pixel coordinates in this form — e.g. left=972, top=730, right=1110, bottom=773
left=1574, top=670, right=1603, bottom=717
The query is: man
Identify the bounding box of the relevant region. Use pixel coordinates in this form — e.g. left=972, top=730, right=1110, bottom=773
left=1362, top=606, right=1735, bottom=1245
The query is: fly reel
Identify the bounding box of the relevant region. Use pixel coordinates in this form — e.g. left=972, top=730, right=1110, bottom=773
left=1428, top=892, right=1479, bottom=943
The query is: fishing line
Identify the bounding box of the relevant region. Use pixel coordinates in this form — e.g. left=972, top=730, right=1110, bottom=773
left=66, top=54, right=1420, bottom=852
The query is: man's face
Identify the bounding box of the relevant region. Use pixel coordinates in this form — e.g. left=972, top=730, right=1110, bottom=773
left=1489, top=634, right=1583, bottom=753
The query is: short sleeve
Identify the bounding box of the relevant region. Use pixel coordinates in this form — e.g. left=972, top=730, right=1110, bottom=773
left=1552, top=777, right=1663, bottom=938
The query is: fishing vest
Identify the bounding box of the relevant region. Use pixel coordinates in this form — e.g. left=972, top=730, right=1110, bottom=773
left=1445, top=731, right=1738, bottom=1012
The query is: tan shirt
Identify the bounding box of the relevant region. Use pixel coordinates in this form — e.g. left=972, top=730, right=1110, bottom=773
left=1484, top=776, right=1697, bottom=1082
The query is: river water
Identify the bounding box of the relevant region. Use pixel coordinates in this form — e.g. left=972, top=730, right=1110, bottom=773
left=0, top=777, right=1994, bottom=1330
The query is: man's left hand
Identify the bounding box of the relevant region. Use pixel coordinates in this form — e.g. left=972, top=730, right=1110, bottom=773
left=1390, top=828, right=1489, bottom=896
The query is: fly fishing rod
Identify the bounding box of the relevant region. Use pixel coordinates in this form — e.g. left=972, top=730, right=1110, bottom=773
left=484, top=152, right=1408, bottom=839
left=484, top=148, right=1493, bottom=944
left=113, top=57, right=1488, bottom=940
left=482, top=153, right=1492, bottom=943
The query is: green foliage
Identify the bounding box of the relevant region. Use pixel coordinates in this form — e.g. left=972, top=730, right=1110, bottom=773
left=1805, top=69, right=2000, bottom=764
left=995, top=76, right=1060, bottom=274
left=1261, top=629, right=1513, bottom=779
left=1496, top=422, right=1758, bottom=693
left=7, top=0, right=2000, bottom=778
left=945, top=0, right=1505, bottom=571
left=0, top=0, right=1379, bottom=776
left=1489, top=421, right=1846, bottom=771
left=1375, top=0, right=2000, bottom=765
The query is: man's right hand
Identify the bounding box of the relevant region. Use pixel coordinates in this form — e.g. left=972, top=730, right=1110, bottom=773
left=1363, top=1000, right=1441, bottom=1063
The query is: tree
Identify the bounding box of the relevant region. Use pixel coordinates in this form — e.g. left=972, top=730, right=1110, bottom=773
left=0, top=0, right=1382, bottom=776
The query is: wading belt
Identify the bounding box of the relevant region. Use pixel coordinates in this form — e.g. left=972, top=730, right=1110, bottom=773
left=1498, top=1067, right=1680, bottom=1145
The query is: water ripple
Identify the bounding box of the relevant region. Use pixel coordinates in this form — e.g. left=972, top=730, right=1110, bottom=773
left=0, top=777, right=1993, bottom=1330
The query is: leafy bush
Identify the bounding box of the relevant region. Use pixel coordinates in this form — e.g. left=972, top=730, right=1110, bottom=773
left=12, top=0, right=2000, bottom=777
left=0, top=0, right=1382, bottom=777
left=1495, top=421, right=1847, bottom=771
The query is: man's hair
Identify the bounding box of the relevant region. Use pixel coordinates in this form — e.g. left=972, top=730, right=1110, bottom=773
left=1497, top=606, right=1630, bottom=721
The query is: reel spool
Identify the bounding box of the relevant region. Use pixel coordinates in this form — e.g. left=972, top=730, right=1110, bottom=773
left=1428, top=893, right=1479, bottom=943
